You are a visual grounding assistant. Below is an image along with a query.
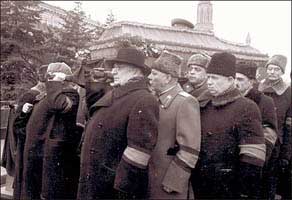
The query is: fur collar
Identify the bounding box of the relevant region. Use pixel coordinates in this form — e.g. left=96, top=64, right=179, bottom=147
left=211, top=85, right=242, bottom=107
left=258, top=78, right=290, bottom=95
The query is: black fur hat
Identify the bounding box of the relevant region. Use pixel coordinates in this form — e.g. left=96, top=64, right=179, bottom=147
left=207, top=52, right=236, bottom=77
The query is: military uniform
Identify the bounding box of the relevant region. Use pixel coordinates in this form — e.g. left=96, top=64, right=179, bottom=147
left=148, top=84, right=201, bottom=199
left=182, top=80, right=211, bottom=107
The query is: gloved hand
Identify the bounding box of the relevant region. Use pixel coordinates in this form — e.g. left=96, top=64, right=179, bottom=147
left=163, top=186, right=174, bottom=193
left=47, top=72, right=66, bottom=81
left=52, top=72, right=66, bottom=81
left=22, top=103, right=33, bottom=113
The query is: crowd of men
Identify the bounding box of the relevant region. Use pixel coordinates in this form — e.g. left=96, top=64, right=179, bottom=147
left=1, top=47, right=291, bottom=200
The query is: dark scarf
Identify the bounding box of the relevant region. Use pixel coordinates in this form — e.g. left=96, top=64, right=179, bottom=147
left=211, top=84, right=242, bottom=107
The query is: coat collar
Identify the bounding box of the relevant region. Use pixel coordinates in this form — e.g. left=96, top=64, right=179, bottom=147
left=91, top=79, right=149, bottom=109
left=158, top=84, right=182, bottom=108
left=113, top=78, right=149, bottom=99
left=258, top=78, right=289, bottom=95
left=31, top=82, right=47, bottom=101
left=182, top=80, right=211, bottom=107
left=245, top=86, right=262, bottom=105
left=211, top=85, right=242, bottom=107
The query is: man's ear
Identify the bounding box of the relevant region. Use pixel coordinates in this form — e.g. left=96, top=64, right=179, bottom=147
left=228, top=76, right=234, bottom=81
left=166, top=74, right=173, bottom=83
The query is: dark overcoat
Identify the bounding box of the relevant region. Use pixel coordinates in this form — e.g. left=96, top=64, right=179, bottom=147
left=245, top=86, right=278, bottom=161
left=41, top=82, right=81, bottom=200
left=192, top=87, right=265, bottom=199
left=259, top=79, right=292, bottom=199
left=259, top=79, right=291, bottom=160
left=77, top=79, right=159, bottom=199
left=12, top=89, right=41, bottom=200
left=21, top=82, right=80, bottom=200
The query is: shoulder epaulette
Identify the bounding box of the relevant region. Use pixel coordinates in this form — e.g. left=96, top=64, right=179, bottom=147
left=178, top=91, right=191, bottom=98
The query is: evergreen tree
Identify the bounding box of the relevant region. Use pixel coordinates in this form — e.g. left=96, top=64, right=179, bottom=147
left=0, top=1, right=52, bottom=100
left=53, top=2, right=101, bottom=69
left=105, top=10, right=116, bottom=26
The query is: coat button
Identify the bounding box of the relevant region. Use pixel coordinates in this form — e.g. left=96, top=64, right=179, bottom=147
left=97, top=122, right=103, bottom=128
left=90, top=148, right=96, bottom=154
left=86, top=174, right=90, bottom=180
left=207, top=131, right=213, bottom=136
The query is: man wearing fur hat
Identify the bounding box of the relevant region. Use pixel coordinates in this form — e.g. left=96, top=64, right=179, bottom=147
left=235, top=62, right=279, bottom=199
left=192, top=52, right=266, bottom=199
left=21, top=62, right=81, bottom=199
left=77, top=47, right=159, bottom=199
left=258, top=54, right=291, bottom=199
left=183, top=52, right=212, bottom=107
left=147, top=50, right=201, bottom=199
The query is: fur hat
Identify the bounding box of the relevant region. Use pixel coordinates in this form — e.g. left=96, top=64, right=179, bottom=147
left=236, top=61, right=257, bottom=79
left=187, top=53, right=211, bottom=68
left=104, top=47, right=150, bottom=75
left=47, top=62, right=72, bottom=76
left=207, top=52, right=236, bottom=77
left=151, top=50, right=183, bottom=77
left=265, top=54, right=287, bottom=73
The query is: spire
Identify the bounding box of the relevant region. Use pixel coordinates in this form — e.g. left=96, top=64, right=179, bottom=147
left=194, top=1, right=213, bottom=33
left=246, top=32, right=251, bottom=45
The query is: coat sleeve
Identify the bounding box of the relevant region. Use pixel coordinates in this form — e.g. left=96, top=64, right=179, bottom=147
left=238, top=100, right=266, bottom=167
left=261, top=96, right=278, bottom=161
left=162, top=95, right=201, bottom=193
left=237, top=100, right=265, bottom=198
left=114, top=95, right=159, bottom=194
left=279, top=104, right=292, bottom=161
left=46, top=81, right=79, bottom=114
left=85, top=81, right=111, bottom=111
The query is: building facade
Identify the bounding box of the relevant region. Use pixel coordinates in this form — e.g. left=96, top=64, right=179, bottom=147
left=89, top=1, right=269, bottom=77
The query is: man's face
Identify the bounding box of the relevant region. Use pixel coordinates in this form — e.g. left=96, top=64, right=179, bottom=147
left=207, top=73, right=234, bottom=97
left=38, top=69, right=47, bottom=82
left=187, top=65, right=207, bottom=85
left=235, top=73, right=253, bottom=95
left=111, top=63, right=136, bottom=86
left=148, top=69, right=170, bottom=93
left=266, top=64, right=283, bottom=81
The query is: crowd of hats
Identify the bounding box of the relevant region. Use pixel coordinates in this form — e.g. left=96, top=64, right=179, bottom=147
left=40, top=47, right=287, bottom=80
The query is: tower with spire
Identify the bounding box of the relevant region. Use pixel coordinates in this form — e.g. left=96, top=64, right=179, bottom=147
left=194, top=1, right=214, bottom=33
left=246, top=32, right=251, bottom=45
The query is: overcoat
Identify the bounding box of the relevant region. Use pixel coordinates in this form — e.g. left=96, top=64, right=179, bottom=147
left=148, top=84, right=201, bottom=199
left=41, top=81, right=81, bottom=200
left=258, top=79, right=291, bottom=160
left=245, top=86, right=278, bottom=160
left=258, top=78, right=292, bottom=199
left=77, top=79, right=159, bottom=199
left=192, top=87, right=266, bottom=199
left=21, top=81, right=80, bottom=199
left=12, top=89, right=42, bottom=200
